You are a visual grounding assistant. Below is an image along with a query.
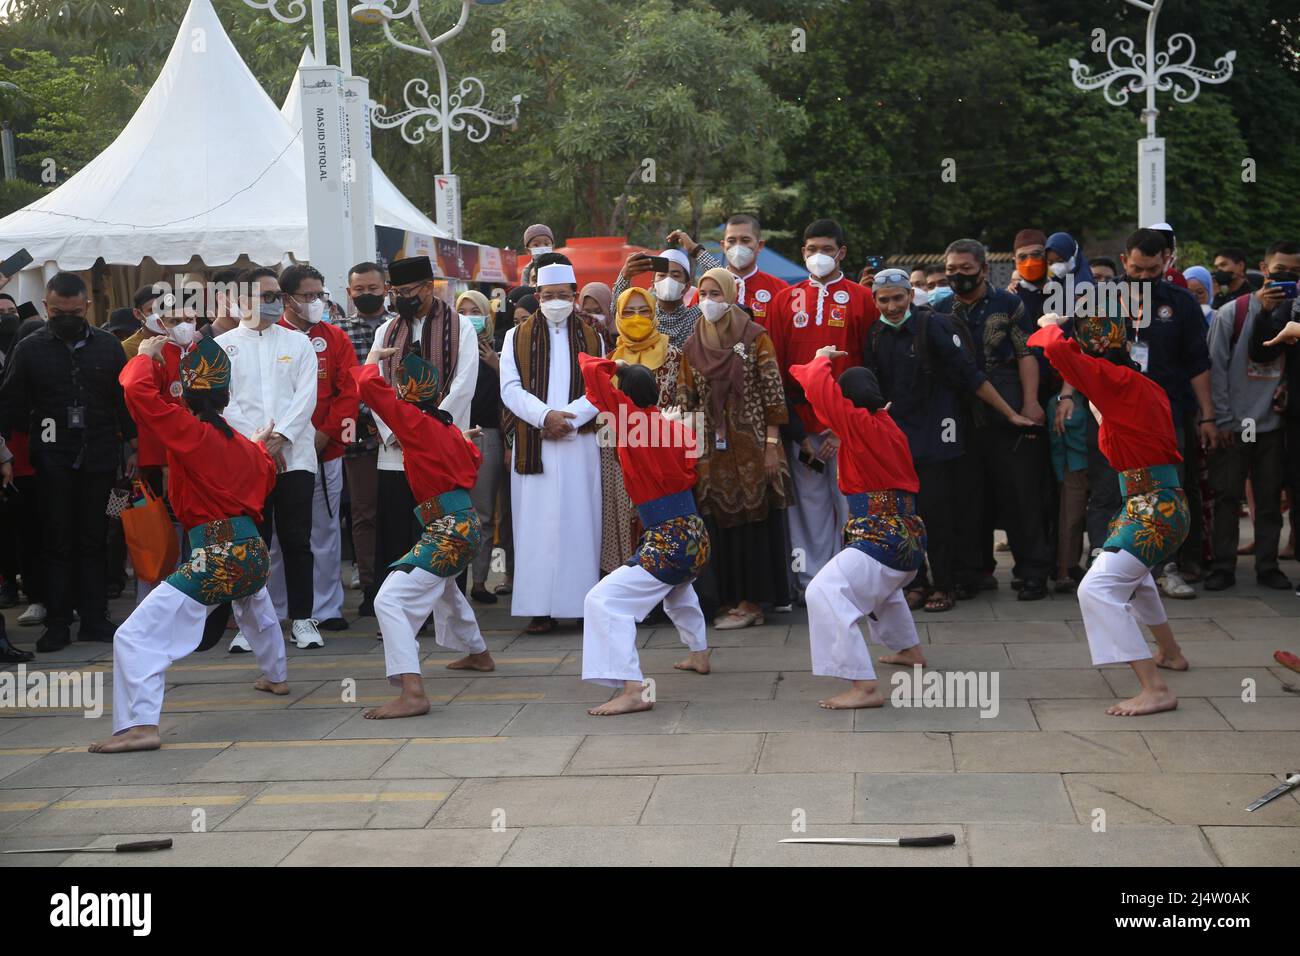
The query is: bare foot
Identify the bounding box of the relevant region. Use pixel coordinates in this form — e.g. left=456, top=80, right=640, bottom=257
left=878, top=645, right=927, bottom=667
left=88, top=726, right=161, bottom=754
left=446, top=650, right=495, bottom=672
left=254, top=676, right=290, bottom=695
left=1106, top=688, right=1178, bottom=717
left=587, top=688, right=653, bottom=717
left=819, top=685, right=885, bottom=710
left=1152, top=647, right=1189, bottom=671
left=364, top=693, right=431, bottom=719
left=672, top=650, right=711, bottom=674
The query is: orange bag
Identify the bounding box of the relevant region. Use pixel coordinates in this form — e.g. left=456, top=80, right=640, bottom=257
left=121, top=481, right=180, bottom=585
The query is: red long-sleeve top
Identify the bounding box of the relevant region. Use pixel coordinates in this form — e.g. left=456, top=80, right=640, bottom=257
left=789, top=355, right=919, bottom=495
left=350, top=364, right=480, bottom=500
left=1028, top=324, right=1181, bottom=471
left=120, top=355, right=276, bottom=528
left=579, top=353, right=696, bottom=505
left=134, top=340, right=184, bottom=469
left=278, top=318, right=360, bottom=461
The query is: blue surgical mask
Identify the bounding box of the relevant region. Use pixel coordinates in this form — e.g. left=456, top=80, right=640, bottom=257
left=930, top=286, right=954, bottom=305
left=462, top=313, right=486, bottom=334
left=260, top=301, right=285, bottom=322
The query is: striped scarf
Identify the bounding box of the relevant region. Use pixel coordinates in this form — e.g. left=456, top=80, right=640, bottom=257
left=382, top=297, right=459, bottom=405
left=502, top=312, right=602, bottom=475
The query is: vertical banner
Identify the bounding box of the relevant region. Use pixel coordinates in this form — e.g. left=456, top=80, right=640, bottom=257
left=343, top=76, right=376, bottom=267
left=1137, top=137, right=1165, bottom=228
left=299, top=65, right=353, bottom=298
left=435, top=173, right=462, bottom=240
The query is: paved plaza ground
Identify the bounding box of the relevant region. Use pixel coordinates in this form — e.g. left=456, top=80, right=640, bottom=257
left=1, top=547, right=1297, bottom=867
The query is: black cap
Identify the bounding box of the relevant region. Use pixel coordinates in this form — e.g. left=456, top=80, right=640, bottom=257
left=105, top=307, right=142, bottom=337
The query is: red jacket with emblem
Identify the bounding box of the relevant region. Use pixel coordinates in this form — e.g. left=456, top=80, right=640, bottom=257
left=278, top=318, right=360, bottom=461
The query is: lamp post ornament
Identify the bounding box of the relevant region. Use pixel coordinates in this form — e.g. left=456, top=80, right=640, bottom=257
left=1068, top=0, right=1234, bottom=227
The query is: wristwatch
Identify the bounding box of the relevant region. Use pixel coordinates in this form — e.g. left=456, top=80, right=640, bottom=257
left=765, top=436, right=780, bottom=445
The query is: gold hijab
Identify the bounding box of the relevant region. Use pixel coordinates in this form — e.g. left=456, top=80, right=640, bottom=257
left=610, top=286, right=669, bottom=369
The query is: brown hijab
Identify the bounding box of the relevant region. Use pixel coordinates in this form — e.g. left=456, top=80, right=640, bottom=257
left=684, top=268, right=763, bottom=437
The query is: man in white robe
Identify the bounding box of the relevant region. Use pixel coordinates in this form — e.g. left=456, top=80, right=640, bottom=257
left=499, top=261, right=603, bottom=633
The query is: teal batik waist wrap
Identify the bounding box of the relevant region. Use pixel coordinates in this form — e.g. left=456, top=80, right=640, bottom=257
left=167, top=515, right=268, bottom=605
left=843, top=490, right=927, bottom=573
left=1104, top=464, right=1188, bottom=568
left=626, top=489, right=710, bottom=586
left=393, top=488, right=482, bottom=578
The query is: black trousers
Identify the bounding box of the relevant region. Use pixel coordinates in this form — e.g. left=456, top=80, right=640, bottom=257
left=36, top=461, right=114, bottom=631
left=261, top=469, right=315, bottom=620
left=704, top=509, right=790, bottom=609
left=956, top=425, right=1051, bottom=585
left=914, top=456, right=962, bottom=593
left=1287, top=418, right=1300, bottom=547
left=11, top=475, right=45, bottom=603
left=1209, top=428, right=1286, bottom=574
left=366, top=470, right=421, bottom=606
left=1085, top=405, right=1122, bottom=557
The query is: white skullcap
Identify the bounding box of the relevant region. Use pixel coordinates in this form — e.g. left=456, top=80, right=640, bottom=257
left=872, top=268, right=912, bottom=291
left=659, top=249, right=691, bottom=276
left=536, top=263, right=577, bottom=286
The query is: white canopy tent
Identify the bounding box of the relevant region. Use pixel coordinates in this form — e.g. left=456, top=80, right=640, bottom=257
left=0, top=0, right=444, bottom=307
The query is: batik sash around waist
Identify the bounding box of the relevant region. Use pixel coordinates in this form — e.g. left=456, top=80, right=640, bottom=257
left=397, top=487, right=481, bottom=578
left=846, top=490, right=917, bottom=519
left=185, top=515, right=261, bottom=551
left=635, top=489, right=698, bottom=528
left=843, top=491, right=925, bottom=573
left=413, top=488, right=474, bottom=525
left=1117, top=464, right=1180, bottom=498
left=170, top=515, right=267, bottom=606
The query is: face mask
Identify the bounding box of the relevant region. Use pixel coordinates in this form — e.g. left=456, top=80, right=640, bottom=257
left=144, top=314, right=168, bottom=336
left=948, top=271, right=982, bottom=295
left=0, top=313, right=18, bottom=343
left=1212, top=270, right=1235, bottom=287
left=540, top=300, right=573, bottom=325
left=930, top=286, right=954, bottom=305
left=805, top=253, right=836, bottom=278
left=725, top=244, right=756, bottom=270
left=170, top=321, right=197, bottom=346
left=352, top=292, right=386, bottom=315
left=700, top=298, right=730, bottom=324
left=878, top=308, right=910, bottom=329
left=1048, top=261, right=1069, bottom=279
left=654, top=276, right=685, bottom=301
left=1267, top=270, right=1300, bottom=284
left=620, top=313, right=655, bottom=340
left=530, top=245, right=553, bottom=258
left=1019, top=259, right=1047, bottom=282
left=258, top=301, right=284, bottom=324
left=305, top=300, right=325, bottom=325
left=911, top=288, right=929, bottom=306
left=462, top=313, right=486, bottom=334
left=394, top=294, right=422, bottom=321
left=49, top=313, right=87, bottom=341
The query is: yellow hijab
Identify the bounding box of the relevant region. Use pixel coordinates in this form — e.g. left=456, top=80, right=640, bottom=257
left=610, top=286, right=668, bottom=369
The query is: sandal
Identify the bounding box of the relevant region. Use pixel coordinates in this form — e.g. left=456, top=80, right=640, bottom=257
left=524, top=615, right=556, bottom=634
left=905, top=588, right=928, bottom=610
left=924, top=591, right=954, bottom=612
left=494, top=581, right=513, bottom=595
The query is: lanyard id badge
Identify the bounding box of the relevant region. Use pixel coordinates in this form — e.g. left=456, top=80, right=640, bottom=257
left=1129, top=341, right=1150, bottom=374
left=714, top=430, right=728, bottom=452
left=67, top=405, right=86, bottom=428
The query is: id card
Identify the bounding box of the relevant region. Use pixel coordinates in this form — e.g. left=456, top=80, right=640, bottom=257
left=68, top=405, right=86, bottom=428
left=714, top=431, right=728, bottom=451
left=1129, top=341, right=1150, bottom=374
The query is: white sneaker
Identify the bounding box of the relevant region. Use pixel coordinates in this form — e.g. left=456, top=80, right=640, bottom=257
left=291, top=618, right=324, bottom=649
left=1157, top=563, right=1196, bottom=600
left=348, top=567, right=361, bottom=590
left=228, top=633, right=252, bottom=654
left=17, top=603, right=46, bottom=626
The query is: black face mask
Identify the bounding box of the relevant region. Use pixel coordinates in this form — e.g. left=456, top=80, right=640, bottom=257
left=49, top=313, right=87, bottom=341
left=0, top=313, right=18, bottom=347
left=1266, top=270, right=1299, bottom=284
left=1212, top=270, right=1236, bottom=286
left=394, top=294, right=422, bottom=321
left=947, top=271, right=982, bottom=295
left=352, top=293, right=386, bottom=316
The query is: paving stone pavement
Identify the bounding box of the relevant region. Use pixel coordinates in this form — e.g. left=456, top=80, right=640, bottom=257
left=0, top=550, right=1297, bottom=867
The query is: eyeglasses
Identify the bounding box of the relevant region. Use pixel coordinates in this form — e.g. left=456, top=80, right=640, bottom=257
left=622, top=307, right=653, bottom=317
left=290, top=291, right=324, bottom=303
left=259, top=292, right=283, bottom=304
left=1015, top=251, right=1045, bottom=262
left=393, top=283, right=428, bottom=297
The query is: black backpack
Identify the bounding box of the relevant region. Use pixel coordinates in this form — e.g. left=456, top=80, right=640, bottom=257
left=867, top=305, right=977, bottom=397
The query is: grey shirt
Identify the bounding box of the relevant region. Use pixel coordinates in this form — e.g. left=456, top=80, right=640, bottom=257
left=1208, top=294, right=1284, bottom=433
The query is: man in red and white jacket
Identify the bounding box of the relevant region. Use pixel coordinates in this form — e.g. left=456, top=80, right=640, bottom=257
left=767, top=218, right=879, bottom=595
left=668, top=214, right=790, bottom=328
left=271, top=264, right=360, bottom=631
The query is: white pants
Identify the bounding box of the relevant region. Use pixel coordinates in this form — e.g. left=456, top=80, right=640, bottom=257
left=788, top=434, right=848, bottom=591
left=374, top=565, right=486, bottom=682
left=806, top=547, right=920, bottom=682
left=268, top=457, right=345, bottom=621
left=112, top=581, right=286, bottom=733
left=582, top=564, right=707, bottom=688
left=1076, top=549, right=1167, bottom=665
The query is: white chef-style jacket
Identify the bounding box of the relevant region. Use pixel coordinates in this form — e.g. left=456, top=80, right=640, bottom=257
left=215, top=323, right=319, bottom=475
left=371, top=312, right=479, bottom=472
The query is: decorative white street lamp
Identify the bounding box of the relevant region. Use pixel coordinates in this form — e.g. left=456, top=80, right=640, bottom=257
left=353, top=0, right=521, bottom=239
left=1068, top=0, right=1234, bottom=227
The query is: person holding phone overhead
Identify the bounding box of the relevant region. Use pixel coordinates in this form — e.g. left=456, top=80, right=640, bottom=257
left=613, top=248, right=701, bottom=349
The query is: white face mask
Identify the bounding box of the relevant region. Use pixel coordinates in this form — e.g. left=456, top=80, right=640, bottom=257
left=170, top=321, right=197, bottom=346
left=654, top=276, right=685, bottom=301
left=700, top=298, right=730, bottom=324
left=1048, top=261, right=1069, bottom=279
left=725, top=244, right=756, bottom=270
left=144, top=314, right=167, bottom=336
left=912, top=287, right=929, bottom=307
left=540, top=300, right=573, bottom=325
left=530, top=245, right=553, bottom=258
left=305, top=299, right=325, bottom=325
left=805, top=253, right=837, bottom=278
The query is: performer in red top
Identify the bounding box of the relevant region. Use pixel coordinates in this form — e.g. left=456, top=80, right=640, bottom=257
left=1030, top=314, right=1191, bottom=717
left=577, top=351, right=712, bottom=716
left=352, top=347, right=490, bottom=720
left=766, top=219, right=880, bottom=596
left=788, top=346, right=927, bottom=711
left=90, top=335, right=286, bottom=754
